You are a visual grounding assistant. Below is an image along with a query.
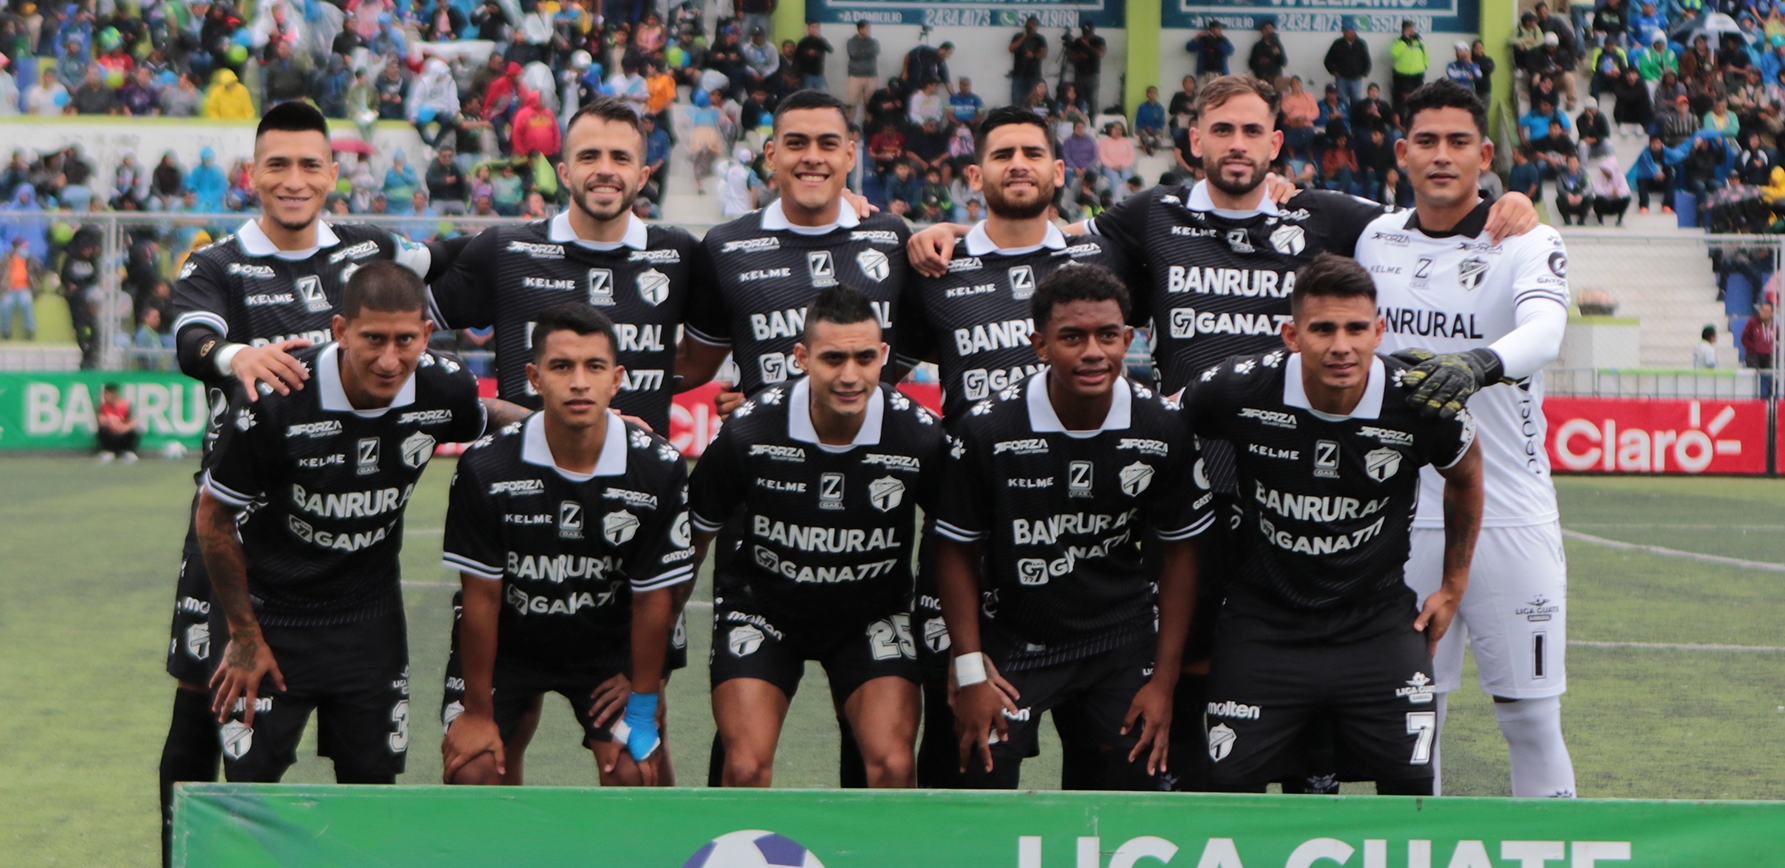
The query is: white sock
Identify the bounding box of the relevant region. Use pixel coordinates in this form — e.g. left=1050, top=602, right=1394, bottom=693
left=1430, top=693, right=1448, bottom=796
left=1494, top=697, right=1576, bottom=798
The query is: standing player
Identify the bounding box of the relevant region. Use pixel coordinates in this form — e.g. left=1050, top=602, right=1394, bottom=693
left=895, top=105, right=1128, bottom=787
left=934, top=265, right=1210, bottom=788
left=157, top=101, right=457, bottom=862
left=1185, top=253, right=1483, bottom=795
left=439, top=303, right=694, bottom=788
left=1355, top=80, right=1576, bottom=798
left=198, top=263, right=506, bottom=785
left=688, top=286, right=945, bottom=788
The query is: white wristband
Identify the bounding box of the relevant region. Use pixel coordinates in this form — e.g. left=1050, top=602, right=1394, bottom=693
left=214, top=342, right=246, bottom=377
left=954, top=652, right=988, bottom=688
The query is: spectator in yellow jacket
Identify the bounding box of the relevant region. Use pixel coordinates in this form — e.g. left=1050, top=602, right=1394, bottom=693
left=203, top=69, right=256, bottom=119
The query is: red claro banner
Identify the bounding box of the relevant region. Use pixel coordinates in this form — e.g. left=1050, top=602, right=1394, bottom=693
left=1545, top=397, right=1769, bottom=475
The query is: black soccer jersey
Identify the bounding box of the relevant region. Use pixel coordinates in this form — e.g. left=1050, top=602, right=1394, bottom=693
left=426, top=213, right=698, bottom=432
left=202, top=344, right=485, bottom=627
left=1186, top=351, right=1475, bottom=614
left=688, top=378, right=945, bottom=624
left=441, top=411, right=694, bottom=672
left=1088, top=182, right=1386, bottom=395
left=685, top=203, right=911, bottom=397
left=898, top=223, right=1130, bottom=422
left=932, top=373, right=1213, bottom=670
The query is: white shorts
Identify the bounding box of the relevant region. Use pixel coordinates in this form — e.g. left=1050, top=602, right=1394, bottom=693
left=1405, top=522, right=1567, bottom=700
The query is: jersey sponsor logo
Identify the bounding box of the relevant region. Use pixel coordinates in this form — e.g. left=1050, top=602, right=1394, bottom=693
left=558, top=500, right=585, bottom=539
left=1397, top=672, right=1435, bottom=704
left=490, top=479, right=546, bottom=495
left=1269, top=223, right=1306, bottom=255
left=603, top=488, right=659, bottom=509
left=1008, top=265, right=1036, bottom=300
left=758, top=353, right=795, bottom=384
left=298, top=453, right=346, bottom=468
left=506, top=240, right=566, bottom=259
left=867, top=476, right=905, bottom=512
left=1258, top=513, right=1387, bottom=556
left=327, top=240, right=380, bottom=263
left=1010, top=508, right=1137, bottom=546
left=1007, top=477, right=1053, bottom=488
left=1313, top=440, right=1339, bottom=478
left=1112, top=438, right=1168, bottom=459
left=1364, top=447, right=1402, bottom=481
left=602, top=510, right=640, bottom=545
left=947, top=256, right=983, bottom=272
left=356, top=437, right=381, bottom=475
left=670, top=512, right=692, bottom=550
left=1547, top=251, right=1568, bottom=278
left=587, top=269, right=615, bottom=306
left=1358, top=426, right=1416, bottom=446
left=284, top=419, right=340, bottom=439
left=1207, top=722, right=1237, bottom=762
left=1118, top=462, right=1155, bottom=496
left=1165, top=266, right=1294, bottom=297
left=1517, top=594, right=1560, bottom=622
left=756, top=477, right=807, bottom=492
left=1207, top=700, right=1261, bottom=720
left=961, top=365, right=1044, bottom=401
left=1168, top=306, right=1294, bottom=339
left=818, top=472, right=845, bottom=510
left=1170, top=225, right=1218, bottom=237
left=250, top=329, right=333, bottom=349
left=1239, top=407, right=1297, bottom=429
left=505, top=513, right=552, bottom=525
left=522, top=276, right=577, bottom=290
left=505, top=584, right=617, bottom=617
left=720, top=237, right=780, bottom=254
left=244, top=292, right=295, bottom=307
left=953, top=318, right=1035, bottom=356
left=505, top=551, right=617, bottom=582
left=620, top=369, right=666, bottom=392
left=856, top=249, right=891, bottom=282
left=993, top=438, right=1048, bottom=455
left=945, top=283, right=996, bottom=298
left=1225, top=228, right=1254, bottom=253
left=862, top=453, right=922, bottom=472
left=287, top=514, right=397, bottom=551
left=296, top=275, right=329, bottom=313
left=1067, top=460, right=1094, bottom=497
left=752, top=545, right=900, bottom=584
left=851, top=230, right=902, bottom=245
left=807, top=250, right=837, bottom=287
left=290, top=482, right=415, bottom=518
left=1253, top=482, right=1391, bottom=523
left=220, top=721, right=254, bottom=760
left=749, top=444, right=806, bottom=462
left=400, top=431, right=435, bottom=469
left=1371, top=230, right=1410, bottom=246
left=740, top=267, right=792, bottom=282
left=1369, top=264, right=1402, bottom=275
left=1457, top=256, right=1490, bottom=291
left=397, top=409, right=454, bottom=426
left=750, top=307, right=809, bottom=340
left=1248, top=443, right=1298, bottom=460
left=1380, top=307, right=1485, bottom=339
left=751, top=515, right=902, bottom=553
left=226, top=262, right=277, bottom=279
left=613, top=323, right=667, bottom=354
left=628, top=248, right=682, bottom=263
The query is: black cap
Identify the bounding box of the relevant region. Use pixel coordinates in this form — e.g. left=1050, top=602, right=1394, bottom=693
left=1402, top=18, right=1415, bottom=27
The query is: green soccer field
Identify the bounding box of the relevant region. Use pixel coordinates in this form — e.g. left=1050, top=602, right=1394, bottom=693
left=2, top=457, right=1782, bottom=866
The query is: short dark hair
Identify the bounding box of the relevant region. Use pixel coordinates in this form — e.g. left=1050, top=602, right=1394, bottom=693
left=255, top=100, right=330, bottom=141
left=856, top=19, right=869, bottom=28
left=567, top=95, right=646, bottom=147
left=1031, top=264, right=1131, bottom=332
left=103, top=382, right=122, bottom=394
left=1290, top=252, right=1376, bottom=317
left=531, top=302, right=620, bottom=363
left=773, top=89, right=851, bottom=133
left=1196, top=74, right=1281, bottom=119
left=342, top=260, right=429, bottom=320
left=802, top=285, right=880, bottom=342
left=1402, top=79, right=1488, bottom=136
left=976, top=105, right=1054, bottom=157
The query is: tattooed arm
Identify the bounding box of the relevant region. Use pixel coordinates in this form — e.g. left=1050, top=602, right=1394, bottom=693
left=197, top=490, right=285, bottom=724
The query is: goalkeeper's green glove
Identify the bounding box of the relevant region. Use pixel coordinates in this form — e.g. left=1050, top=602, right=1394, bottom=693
left=1391, top=347, right=1506, bottom=420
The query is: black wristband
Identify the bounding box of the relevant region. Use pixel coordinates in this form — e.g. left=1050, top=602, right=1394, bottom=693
left=1466, top=347, right=1505, bottom=384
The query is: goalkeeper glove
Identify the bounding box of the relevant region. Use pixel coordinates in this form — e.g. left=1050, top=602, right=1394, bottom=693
left=612, top=692, right=660, bottom=762
left=1391, top=347, right=1506, bottom=419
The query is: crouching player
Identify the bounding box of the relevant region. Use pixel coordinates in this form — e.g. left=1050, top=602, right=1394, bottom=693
left=440, top=303, right=695, bottom=786
left=934, top=264, right=1211, bottom=788
left=689, top=286, right=946, bottom=788
left=1186, top=254, right=1483, bottom=795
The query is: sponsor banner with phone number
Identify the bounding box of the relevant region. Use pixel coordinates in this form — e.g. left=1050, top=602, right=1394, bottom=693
left=809, top=0, right=1124, bottom=30
left=175, top=783, right=1783, bottom=867
left=1162, top=0, right=1478, bottom=34
left=1546, top=397, right=1769, bottom=475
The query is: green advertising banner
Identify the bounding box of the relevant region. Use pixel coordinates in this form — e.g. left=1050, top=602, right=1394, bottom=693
left=0, top=370, right=211, bottom=451
left=174, top=785, right=1784, bottom=868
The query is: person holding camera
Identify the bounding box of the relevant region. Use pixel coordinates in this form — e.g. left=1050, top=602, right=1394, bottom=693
left=1066, top=22, right=1106, bottom=116
left=1009, top=16, right=1048, bottom=106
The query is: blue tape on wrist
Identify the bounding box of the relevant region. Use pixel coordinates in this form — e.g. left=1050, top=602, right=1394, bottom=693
left=622, top=692, right=660, bottom=761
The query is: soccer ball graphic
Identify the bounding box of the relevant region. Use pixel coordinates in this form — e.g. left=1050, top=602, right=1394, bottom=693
left=682, top=830, right=826, bottom=868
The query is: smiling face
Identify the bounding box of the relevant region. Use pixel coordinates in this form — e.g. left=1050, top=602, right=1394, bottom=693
left=972, top=120, right=1061, bottom=221
left=331, top=307, right=432, bottom=406
left=1191, top=92, right=1282, bottom=198
left=1030, top=299, right=1132, bottom=402
left=794, top=318, right=884, bottom=420
left=252, top=128, right=337, bottom=233
left=1398, top=105, right=1491, bottom=210
left=766, top=106, right=854, bottom=216
left=559, top=114, right=647, bottom=224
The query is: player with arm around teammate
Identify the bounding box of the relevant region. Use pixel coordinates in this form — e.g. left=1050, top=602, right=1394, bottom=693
left=198, top=261, right=515, bottom=785
left=689, top=285, right=945, bottom=788
left=1185, top=253, right=1483, bottom=795
left=439, top=302, right=694, bottom=787
left=934, top=265, right=1211, bottom=788
left=1355, top=79, right=1577, bottom=798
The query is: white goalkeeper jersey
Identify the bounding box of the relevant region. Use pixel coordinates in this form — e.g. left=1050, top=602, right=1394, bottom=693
left=1354, top=205, right=1569, bottom=528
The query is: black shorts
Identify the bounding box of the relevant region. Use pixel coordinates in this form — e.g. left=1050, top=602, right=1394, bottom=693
left=709, top=598, right=919, bottom=707
left=166, top=511, right=216, bottom=685
left=215, top=610, right=411, bottom=782
left=1204, top=600, right=1437, bottom=791
left=911, top=521, right=951, bottom=681
left=962, top=638, right=1161, bottom=791
left=440, top=650, right=623, bottom=749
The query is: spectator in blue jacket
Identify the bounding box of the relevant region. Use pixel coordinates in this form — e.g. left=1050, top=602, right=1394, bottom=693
left=1189, top=21, right=1233, bottom=78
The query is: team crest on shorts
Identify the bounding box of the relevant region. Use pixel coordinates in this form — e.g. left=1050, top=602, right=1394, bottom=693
left=220, top=721, right=254, bottom=760
left=1207, top=722, right=1237, bottom=762
left=1396, top=672, right=1435, bottom=704
left=922, top=616, right=950, bottom=653
left=186, top=622, right=211, bottom=660
left=729, top=624, right=765, bottom=657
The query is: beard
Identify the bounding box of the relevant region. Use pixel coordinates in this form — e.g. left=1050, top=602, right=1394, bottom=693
left=984, top=175, right=1055, bottom=221
left=570, top=176, right=636, bottom=224
left=1202, top=153, right=1268, bottom=197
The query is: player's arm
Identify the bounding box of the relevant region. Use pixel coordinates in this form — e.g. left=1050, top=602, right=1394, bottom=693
left=195, top=488, right=284, bottom=724
left=1418, top=438, right=1483, bottom=656
left=1125, top=536, right=1198, bottom=775
left=173, top=256, right=311, bottom=400
left=615, top=458, right=696, bottom=784
left=675, top=239, right=737, bottom=393
left=480, top=397, right=531, bottom=431
left=444, top=571, right=506, bottom=781
left=421, top=228, right=500, bottom=330
left=905, top=222, right=971, bottom=278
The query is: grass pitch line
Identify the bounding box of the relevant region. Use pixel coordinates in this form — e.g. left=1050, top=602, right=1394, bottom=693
left=1560, top=528, right=1785, bottom=573
left=1570, top=640, right=1785, bottom=653
left=1568, top=523, right=1785, bottom=531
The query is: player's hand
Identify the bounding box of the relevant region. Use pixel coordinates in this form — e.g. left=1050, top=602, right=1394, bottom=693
left=1122, top=678, right=1174, bottom=776
left=841, top=189, right=879, bottom=220
left=587, top=672, right=632, bottom=729
left=713, top=382, right=746, bottom=417
left=946, top=654, right=1019, bottom=711
left=441, top=711, right=506, bottom=782
left=1392, top=348, right=1504, bottom=419
left=1264, top=171, right=1298, bottom=205
left=907, top=223, right=966, bottom=278
left=1415, top=587, right=1463, bottom=657
left=230, top=338, right=312, bottom=400
left=208, top=629, right=285, bottom=725
left=954, top=682, right=1010, bottom=774
left=1483, top=191, right=1538, bottom=241
left=608, top=692, right=662, bottom=779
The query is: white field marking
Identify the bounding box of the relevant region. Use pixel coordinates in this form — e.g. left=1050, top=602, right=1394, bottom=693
left=404, top=528, right=444, bottom=536
left=1560, top=528, right=1785, bottom=574
left=1568, top=523, right=1785, bottom=531
left=1570, top=641, right=1785, bottom=653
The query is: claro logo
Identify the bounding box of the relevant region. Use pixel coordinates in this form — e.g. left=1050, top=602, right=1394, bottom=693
left=1552, top=401, right=1745, bottom=473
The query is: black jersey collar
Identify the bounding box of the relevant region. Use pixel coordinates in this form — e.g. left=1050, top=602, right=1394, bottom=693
left=236, top=218, right=340, bottom=261
left=761, top=198, right=861, bottom=235
left=1025, top=370, right=1132, bottom=437
left=787, top=377, right=884, bottom=451
left=1282, top=353, right=1385, bottom=421
left=1400, top=199, right=1491, bottom=238
left=964, top=220, right=1066, bottom=256
left=521, top=411, right=629, bottom=480
left=317, top=343, right=417, bottom=416
left=1186, top=180, right=1277, bottom=218
left=548, top=210, right=649, bottom=250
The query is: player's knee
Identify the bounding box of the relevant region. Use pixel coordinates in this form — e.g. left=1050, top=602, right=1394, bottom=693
left=447, top=753, right=503, bottom=786
left=864, top=748, right=915, bottom=788
left=724, top=751, right=774, bottom=787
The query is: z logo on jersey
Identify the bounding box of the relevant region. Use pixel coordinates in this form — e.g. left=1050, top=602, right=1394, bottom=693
left=1314, top=440, right=1340, bottom=479
left=1225, top=229, right=1254, bottom=254
left=357, top=437, right=381, bottom=475
left=559, top=501, right=584, bottom=539
left=1068, top=461, right=1093, bottom=497
left=818, top=473, right=845, bottom=510
left=297, top=275, right=329, bottom=313
left=588, top=269, right=615, bottom=306
left=808, top=251, right=837, bottom=287
left=1009, top=265, right=1036, bottom=300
